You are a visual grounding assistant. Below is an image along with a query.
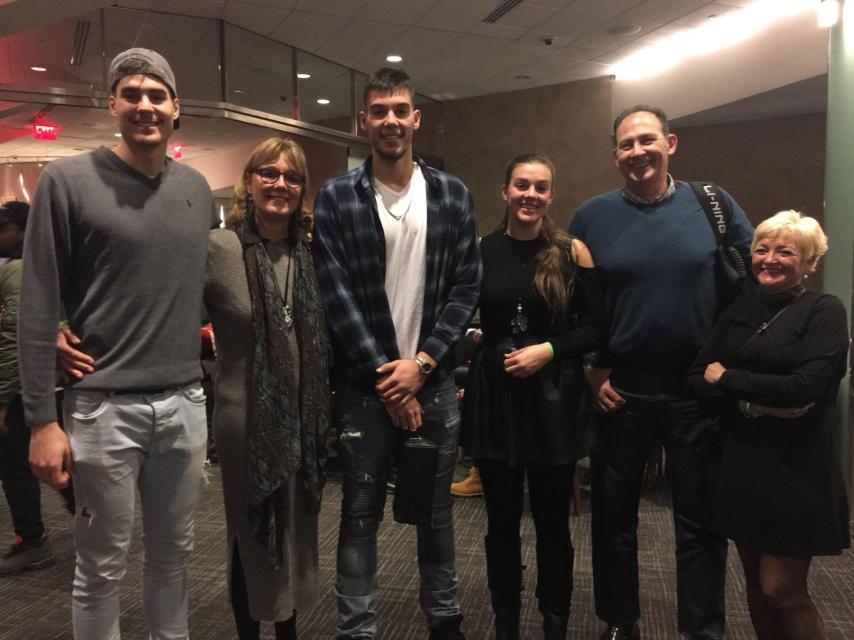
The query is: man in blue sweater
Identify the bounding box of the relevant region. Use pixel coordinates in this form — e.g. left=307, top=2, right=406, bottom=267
left=569, top=105, right=753, bottom=640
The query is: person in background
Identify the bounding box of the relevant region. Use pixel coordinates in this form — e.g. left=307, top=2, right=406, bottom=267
left=19, top=48, right=213, bottom=640
left=0, top=201, right=55, bottom=575
left=451, top=329, right=483, bottom=499
left=204, top=136, right=332, bottom=640
left=688, top=210, right=849, bottom=640
left=569, top=104, right=754, bottom=640
left=461, top=153, right=605, bottom=640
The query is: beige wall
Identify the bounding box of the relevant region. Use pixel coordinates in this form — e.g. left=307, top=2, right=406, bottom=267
left=671, top=111, right=827, bottom=287
left=670, top=112, right=826, bottom=227
left=439, top=77, right=826, bottom=258
left=440, top=76, right=619, bottom=233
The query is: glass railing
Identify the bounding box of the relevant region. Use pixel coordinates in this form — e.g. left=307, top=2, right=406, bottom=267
left=0, top=6, right=438, bottom=139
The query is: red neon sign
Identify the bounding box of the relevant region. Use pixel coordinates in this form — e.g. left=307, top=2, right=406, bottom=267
left=32, top=124, right=57, bottom=141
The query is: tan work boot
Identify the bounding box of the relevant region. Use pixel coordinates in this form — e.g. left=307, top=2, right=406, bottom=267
left=451, top=466, right=483, bottom=497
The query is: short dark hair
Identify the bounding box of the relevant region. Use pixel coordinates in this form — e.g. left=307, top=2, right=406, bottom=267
left=0, top=200, right=29, bottom=227
left=612, top=105, right=669, bottom=145
left=363, top=67, right=413, bottom=106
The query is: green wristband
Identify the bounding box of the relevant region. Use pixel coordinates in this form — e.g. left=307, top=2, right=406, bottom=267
left=739, top=400, right=761, bottom=419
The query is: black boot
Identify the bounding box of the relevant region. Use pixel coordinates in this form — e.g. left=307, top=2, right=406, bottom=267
left=428, top=615, right=465, bottom=639
left=542, top=610, right=568, bottom=640
left=274, top=610, right=296, bottom=640
left=598, top=622, right=640, bottom=640
left=493, top=607, right=520, bottom=640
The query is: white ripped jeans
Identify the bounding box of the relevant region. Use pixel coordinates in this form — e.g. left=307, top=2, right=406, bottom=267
left=63, top=385, right=208, bottom=640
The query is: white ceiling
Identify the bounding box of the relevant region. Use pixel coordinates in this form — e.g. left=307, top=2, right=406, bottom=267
left=0, top=0, right=819, bottom=164
left=157, top=0, right=754, bottom=99
left=2, top=0, right=754, bottom=101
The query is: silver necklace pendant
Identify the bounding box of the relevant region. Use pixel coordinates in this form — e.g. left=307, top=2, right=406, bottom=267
left=511, top=299, right=528, bottom=335
left=283, top=304, right=294, bottom=329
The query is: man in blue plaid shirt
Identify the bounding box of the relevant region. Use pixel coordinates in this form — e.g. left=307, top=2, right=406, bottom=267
left=313, top=67, right=481, bottom=640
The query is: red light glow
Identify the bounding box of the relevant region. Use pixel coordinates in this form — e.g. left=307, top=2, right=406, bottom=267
left=32, top=124, right=57, bottom=141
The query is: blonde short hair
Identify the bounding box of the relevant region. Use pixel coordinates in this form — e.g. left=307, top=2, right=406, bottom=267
left=752, top=210, right=828, bottom=268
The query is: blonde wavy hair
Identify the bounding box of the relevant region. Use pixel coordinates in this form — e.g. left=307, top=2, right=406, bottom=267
left=225, top=137, right=311, bottom=235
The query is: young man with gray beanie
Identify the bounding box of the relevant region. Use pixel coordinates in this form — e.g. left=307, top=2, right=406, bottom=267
left=19, top=48, right=214, bottom=639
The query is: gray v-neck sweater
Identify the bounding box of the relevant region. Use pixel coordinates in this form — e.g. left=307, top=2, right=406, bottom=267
left=19, top=148, right=215, bottom=426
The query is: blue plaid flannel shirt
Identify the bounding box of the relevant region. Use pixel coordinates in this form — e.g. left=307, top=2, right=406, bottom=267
left=312, top=156, right=482, bottom=388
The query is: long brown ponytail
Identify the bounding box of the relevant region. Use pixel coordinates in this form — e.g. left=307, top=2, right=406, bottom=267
left=500, top=153, right=576, bottom=322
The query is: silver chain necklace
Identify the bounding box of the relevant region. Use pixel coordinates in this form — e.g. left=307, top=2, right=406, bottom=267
left=377, top=187, right=413, bottom=222
left=375, top=172, right=415, bottom=222
left=281, top=245, right=294, bottom=330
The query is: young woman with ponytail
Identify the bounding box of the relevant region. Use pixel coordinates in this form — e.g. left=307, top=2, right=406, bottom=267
left=461, top=153, right=606, bottom=640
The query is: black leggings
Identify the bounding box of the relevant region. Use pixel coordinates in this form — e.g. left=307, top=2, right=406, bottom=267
left=476, top=459, right=575, bottom=615
left=230, top=543, right=297, bottom=640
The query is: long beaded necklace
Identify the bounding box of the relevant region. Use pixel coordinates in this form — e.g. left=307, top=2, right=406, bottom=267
left=505, top=232, right=531, bottom=348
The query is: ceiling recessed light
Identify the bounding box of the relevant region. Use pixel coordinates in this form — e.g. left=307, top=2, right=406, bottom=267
left=30, top=66, right=47, bottom=72
left=297, top=72, right=311, bottom=79
left=114, top=133, right=122, bottom=137
left=386, top=54, right=403, bottom=63
left=317, top=98, right=330, bottom=105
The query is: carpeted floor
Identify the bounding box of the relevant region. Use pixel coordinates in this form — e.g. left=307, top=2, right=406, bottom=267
left=1, top=463, right=853, bottom=640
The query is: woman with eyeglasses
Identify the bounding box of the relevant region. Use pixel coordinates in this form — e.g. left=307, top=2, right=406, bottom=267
left=204, top=137, right=332, bottom=640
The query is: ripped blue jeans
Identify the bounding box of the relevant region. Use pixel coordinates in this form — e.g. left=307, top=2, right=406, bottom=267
left=334, top=380, right=462, bottom=639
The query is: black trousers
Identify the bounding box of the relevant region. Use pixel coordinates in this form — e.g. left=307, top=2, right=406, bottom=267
left=476, top=459, right=575, bottom=616
left=590, top=384, right=727, bottom=640
left=0, top=395, right=44, bottom=543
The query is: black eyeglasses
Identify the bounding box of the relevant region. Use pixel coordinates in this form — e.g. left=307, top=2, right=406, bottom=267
left=254, top=168, right=305, bottom=188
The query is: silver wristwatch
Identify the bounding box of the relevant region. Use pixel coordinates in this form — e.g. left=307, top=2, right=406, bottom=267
left=414, top=355, right=434, bottom=376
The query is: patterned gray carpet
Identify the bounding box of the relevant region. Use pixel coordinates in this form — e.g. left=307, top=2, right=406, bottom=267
left=1, top=464, right=853, bottom=640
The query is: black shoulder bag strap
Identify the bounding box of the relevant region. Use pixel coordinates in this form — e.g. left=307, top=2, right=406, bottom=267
left=690, top=181, right=749, bottom=311
left=690, top=181, right=730, bottom=245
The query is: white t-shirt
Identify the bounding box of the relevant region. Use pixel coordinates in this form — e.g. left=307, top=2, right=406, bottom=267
left=374, top=164, right=427, bottom=359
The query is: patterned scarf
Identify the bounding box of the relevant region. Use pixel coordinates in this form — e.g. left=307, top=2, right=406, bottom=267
left=238, top=213, right=332, bottom=569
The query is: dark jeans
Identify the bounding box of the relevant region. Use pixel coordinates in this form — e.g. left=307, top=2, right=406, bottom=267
left=476, top=459, right=575, bottom=616
left=0, top=395, right=44, bottom=542
left=590, top=385, right=727, bottom=640
left=334, top=380, right=462, bottom=639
